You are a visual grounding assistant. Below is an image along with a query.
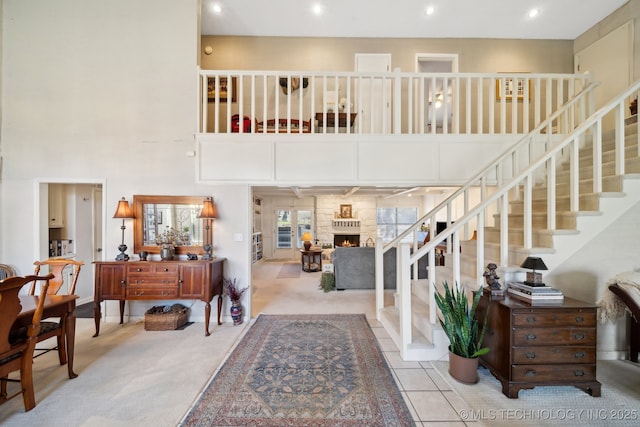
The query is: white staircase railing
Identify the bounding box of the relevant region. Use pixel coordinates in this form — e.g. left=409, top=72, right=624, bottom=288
left=376, top=79, right=640, bottom=358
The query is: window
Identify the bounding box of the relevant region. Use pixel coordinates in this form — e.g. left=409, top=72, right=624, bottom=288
left=376, top=207, right=418, bottom=243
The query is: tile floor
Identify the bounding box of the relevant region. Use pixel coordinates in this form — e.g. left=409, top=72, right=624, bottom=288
left=252, top=260, right=469, bottom=426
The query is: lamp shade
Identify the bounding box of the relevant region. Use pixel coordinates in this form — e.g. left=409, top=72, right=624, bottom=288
left=520, top=257, right=548, bottom=271
left=113, top=197, right=134, bottom=219
left=300, top=232, right=313, bottom=242
left=199, top=197, right=218, bottom=219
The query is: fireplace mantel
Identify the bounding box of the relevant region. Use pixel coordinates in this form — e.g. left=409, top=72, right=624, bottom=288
left=332, top=219, right=360, bottom=228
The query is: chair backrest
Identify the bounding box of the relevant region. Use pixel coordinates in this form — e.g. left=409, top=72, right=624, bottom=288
left=0, top=275, right=52, bottom=356
left=0, top=263, right=16, bottom=281
left=609, top=283, right=640, bottom=322
left=31, top=258, right=84, bottom=295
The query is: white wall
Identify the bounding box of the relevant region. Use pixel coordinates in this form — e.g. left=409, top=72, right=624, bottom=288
left=545, top=201, right=640, bottom=359
left=1, top=0, right=250, bottom=322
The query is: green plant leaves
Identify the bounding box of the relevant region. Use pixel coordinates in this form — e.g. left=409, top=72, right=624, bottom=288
left=434, top=281, right=489, bottom=359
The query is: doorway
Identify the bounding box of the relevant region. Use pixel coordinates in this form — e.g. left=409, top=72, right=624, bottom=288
left=272, top=208, right=312, bottom=260
left=415, top=53, right=459, bottom=133
left=38, top=181, right=105, bottom=305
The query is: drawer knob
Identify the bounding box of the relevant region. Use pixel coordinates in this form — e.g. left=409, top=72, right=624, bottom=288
left=574, top=332, right=585, bottom=340
left=525, top=333, right=537, bottom=341
left=526, top=316, right=536, bottom=323
left=525, top=370, right=536, bottom=377
left=574, top=370, right=585, bottom=377
left=575, top=316, right=584, bottom=323
left=574, top=351, right=585, bottom=359
left=163, top=268, right=169, bottom=272
left=137, top=268, right=142, bottom=272
left=525, top=352, right=536, bottom=359
left=120, top=280, right=126, bottom=286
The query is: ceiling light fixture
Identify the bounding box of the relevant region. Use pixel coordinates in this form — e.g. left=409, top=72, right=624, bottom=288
left=212, top=3, right=222, bottom=15
left=426, top=6, right=435, bottom=16
left=528, top=8, right=540, bottom=18
left=312, top=3, right=324, bottom=16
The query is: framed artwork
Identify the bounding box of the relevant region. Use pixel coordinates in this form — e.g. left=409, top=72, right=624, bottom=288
left=207, top=76, right=237, bottom=102
left=496, top=75, right=531, bottom=101
left=340, top=204, right=352, bottom=219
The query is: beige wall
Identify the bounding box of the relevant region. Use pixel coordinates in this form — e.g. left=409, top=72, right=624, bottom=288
left=201, top=36, right=574, bottom=74
left=574, top=0, right=639, bottom=81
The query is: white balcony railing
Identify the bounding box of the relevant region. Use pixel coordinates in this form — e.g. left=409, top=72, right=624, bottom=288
left=199, top=69, right=591, bottom=136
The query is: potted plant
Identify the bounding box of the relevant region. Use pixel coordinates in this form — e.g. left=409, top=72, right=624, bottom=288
left=223, top=278, right=248, bottom=325
left=434, top=281, right=489, bottom=384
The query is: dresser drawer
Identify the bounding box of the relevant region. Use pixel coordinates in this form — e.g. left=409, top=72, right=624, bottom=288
left=512, top=364, right=596, bottom=382
left=127, top=263, right=179, bottom=275
left=127, top=275, right=179, bottom=286
left=512, top=328, right=596, bottom=346
left=126, top=285, right=179, bottom=299
left=513, top=310, right=595, bottom=327
left=512, top=346, right=596, bottom=364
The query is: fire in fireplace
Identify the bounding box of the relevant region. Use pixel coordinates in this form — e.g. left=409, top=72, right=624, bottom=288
left=334, top=234, right=360, bottom=247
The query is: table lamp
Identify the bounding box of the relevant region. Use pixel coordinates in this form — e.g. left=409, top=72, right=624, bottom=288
left=199, top=197, right=218, bottom=260
left=520, top=256, right=548, bottom=286
left=113, top=197, right=134, bottom=261
left=301, top=231, right=313, bottom=251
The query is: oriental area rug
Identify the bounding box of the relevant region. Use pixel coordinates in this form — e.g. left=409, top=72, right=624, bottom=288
left=180, top=314, right=415, bottom=426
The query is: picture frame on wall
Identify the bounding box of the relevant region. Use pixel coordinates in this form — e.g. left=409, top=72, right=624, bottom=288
left=495, top=75, right=531, bottom=101
left=340, top=204, right=352, bottom=219
left=207, top=76, right=237, bottom=102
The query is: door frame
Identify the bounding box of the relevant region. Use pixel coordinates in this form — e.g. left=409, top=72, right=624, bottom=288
left=35, top=178, right=106, bottom=305
left=272, top=207, right=314, bottom=260
left=415, top=53, right=459, bottom=133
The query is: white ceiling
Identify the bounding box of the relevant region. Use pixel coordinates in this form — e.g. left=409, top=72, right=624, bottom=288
left=201, top=0, right=627, bottom=40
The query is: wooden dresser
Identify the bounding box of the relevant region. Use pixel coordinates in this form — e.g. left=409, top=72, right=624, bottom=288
left=477, top=290, right=601, bottom=398
left=93, top=258, right=225, bottom=337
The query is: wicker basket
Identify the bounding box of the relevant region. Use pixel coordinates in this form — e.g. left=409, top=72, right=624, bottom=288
left=144, top=304, right=190, bottom=331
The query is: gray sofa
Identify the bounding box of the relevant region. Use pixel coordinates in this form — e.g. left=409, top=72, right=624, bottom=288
left=332, top=246, right=428, bottom=290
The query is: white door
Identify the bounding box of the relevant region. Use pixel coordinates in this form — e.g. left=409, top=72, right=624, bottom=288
left=355, top=53, right=391, bottom=133
left=272, top=208, right=312, bottom=260
left=575, top=21, right=632, bottom=129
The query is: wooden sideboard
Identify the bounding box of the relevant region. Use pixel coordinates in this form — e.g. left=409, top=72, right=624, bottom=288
left=476, top=290, right=601, bottom=398
left=93, top=258, right=225, bottom=337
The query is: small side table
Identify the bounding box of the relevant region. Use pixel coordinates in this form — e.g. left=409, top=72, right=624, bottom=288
left=300, top=249, right=322, bottom=272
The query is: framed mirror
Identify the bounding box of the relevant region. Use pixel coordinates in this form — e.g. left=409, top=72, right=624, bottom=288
left=133, top=195, right=209, bottom=255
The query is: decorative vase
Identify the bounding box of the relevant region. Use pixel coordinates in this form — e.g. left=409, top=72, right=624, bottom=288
left=448, top=350, right=479, bottom=384
left=160, top=244, right=175, bottom=261
left=230, top=301, right=243, bottom=325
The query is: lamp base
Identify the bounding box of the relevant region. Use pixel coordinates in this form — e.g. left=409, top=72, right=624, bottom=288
left=303, top=241, right=312, bottom=251
left=115, top=244, right=129, bottom=261
left=202, top=244, right=213, bottom=260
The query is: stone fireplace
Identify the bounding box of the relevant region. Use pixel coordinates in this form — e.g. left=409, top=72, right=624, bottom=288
left=334, top=234, right=360, bottom=247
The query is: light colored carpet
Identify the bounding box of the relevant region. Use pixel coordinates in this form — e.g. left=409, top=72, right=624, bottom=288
left=0, top=318, right=248, bottom=427
left=276, top=262, right=302, bottom=278
left=432, top=360, right=640, bottom=426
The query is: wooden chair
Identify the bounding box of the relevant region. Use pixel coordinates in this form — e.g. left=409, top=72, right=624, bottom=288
left=0, top=264, right=16, bottom=280
left=0, top=274, right=52, bottom=411
left=30, top=259, right=84, bottom=363
left=608, top=283, right=640, bottom=363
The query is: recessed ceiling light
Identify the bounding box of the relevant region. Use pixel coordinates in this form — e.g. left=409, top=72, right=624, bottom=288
left=528, top=8, right=540, bottom=18
left=212, top=4, right=222, bottom=15
left=426, top=6, right=435, bottom=16
left=312, top=3, right=324, bottom=16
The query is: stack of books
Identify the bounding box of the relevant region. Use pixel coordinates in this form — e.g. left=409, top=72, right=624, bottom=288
left=507, top=281, right=564, bottom=303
